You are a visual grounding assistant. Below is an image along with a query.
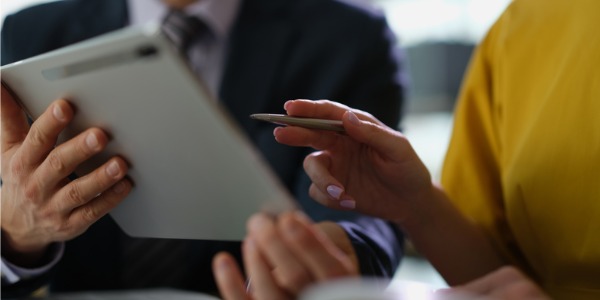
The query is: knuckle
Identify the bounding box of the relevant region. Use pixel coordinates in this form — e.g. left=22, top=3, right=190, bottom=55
left=38, top=206, right=58, bottom=223
left=308, top=186, right=320, bottom=201
left=65, top=183, right=85, bottom=206
left=256, top=225, right=278, bottom=244
left=47, top=151, right=66, bottom=172
left=303, top=155, right=313, bottom=169
left=80, top=205, right=101, bottom=223
left=46, top=213, right=69, bottom=232
left=303, top=154, right=320, bottom=175
left=277, top=269, right=309, bottom=292
left=308, top=185, right=330, bottom=207
left=23, top=183, right=42, bottom=205
left=8, top=158, right=25, bottom=178
left=303, top=151, right=325, bottom=170
left=28, top=124, right=49, bottom=147
left=55, top=221, right=79, bottom=238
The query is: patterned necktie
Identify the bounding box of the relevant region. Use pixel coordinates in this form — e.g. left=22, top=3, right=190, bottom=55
left=161, top=9, right=209, bottom=58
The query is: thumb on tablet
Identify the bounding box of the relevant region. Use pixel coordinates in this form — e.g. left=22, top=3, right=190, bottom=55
left=1, top=83, right=30, bottom=149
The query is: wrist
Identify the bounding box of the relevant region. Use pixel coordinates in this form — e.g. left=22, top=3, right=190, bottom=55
left=1, top=229, right=51, bottom=268
left=394, top=182, right=445, bottom=234
left=316, top=221, right=359, bottom=274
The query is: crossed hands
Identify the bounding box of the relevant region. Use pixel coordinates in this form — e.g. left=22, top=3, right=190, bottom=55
left=212, top=212, right=359, bottom=300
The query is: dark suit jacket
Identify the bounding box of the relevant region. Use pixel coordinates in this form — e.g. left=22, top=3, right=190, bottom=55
left=1, top=0, right=406, bottom=297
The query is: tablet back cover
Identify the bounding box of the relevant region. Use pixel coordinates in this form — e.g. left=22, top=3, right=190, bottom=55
left=1, top=24, right=295, bottom=240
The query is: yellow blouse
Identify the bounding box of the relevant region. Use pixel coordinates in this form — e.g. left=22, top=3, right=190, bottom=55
left=441, top=0, right=600, bottom=298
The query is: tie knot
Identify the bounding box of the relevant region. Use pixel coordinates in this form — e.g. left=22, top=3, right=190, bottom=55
left=161, top=10, right=209, bottom=54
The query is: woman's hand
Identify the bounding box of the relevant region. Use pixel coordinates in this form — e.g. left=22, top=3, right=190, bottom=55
left=274, top=99, right=433, bottom=224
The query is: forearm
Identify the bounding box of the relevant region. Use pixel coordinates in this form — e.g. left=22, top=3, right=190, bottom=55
left=400, top=183, right=505, bottom=285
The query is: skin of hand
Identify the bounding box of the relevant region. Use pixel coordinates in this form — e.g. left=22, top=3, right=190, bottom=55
left=273, top=99, right=434, bottom=225
left=0, top=85, right=132, bottom=267
left=212, top=211, right=358, bottom=300
left=273, top=100, right=506, bottom=285
left=439, top=266, right=550, bottom=300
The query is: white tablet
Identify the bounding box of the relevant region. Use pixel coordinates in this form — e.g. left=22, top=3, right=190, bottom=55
left=1, top=23, right=295, bottom=241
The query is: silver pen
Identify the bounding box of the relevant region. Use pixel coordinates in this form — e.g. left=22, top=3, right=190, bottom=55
left=250, top=113, right=345, bottom=132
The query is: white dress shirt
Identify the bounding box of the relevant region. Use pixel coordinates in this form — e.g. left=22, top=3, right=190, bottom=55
left=129, top=0, right=241, bottom=98
left=1, top=0, right=241, bottom=284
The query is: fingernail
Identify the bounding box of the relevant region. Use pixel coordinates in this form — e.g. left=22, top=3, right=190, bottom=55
left=106, top=160, right=121, bottom=178
left=327, top=185, right=343, bottom=199
left=284, top=100, right=293, bottom=110
left=293, top=211, right=312, bottom=225
left=273, top=127, right=282, bottom=136
left=283, top=219, right=302, bottom=238
left=216, top=256, right=230, bottom=272
left=347, top=111, right=360, bottom=125
left=248, top=214, right=269, bottom=232
left=340, top=199, right=356, bottom=209
left=112, top=180, right=127, bottom=194
left=86, top=132, right=100, bottom=150
left=53, top=104, right=66, bottom=122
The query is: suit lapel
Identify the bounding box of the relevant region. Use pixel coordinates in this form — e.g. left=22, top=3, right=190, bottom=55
left=219, top=0, right=294, bottom=133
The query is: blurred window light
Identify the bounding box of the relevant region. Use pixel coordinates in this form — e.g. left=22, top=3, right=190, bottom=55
left=373, top=0, right=511, bottom=46
left=1, top=0, right=58, bottom=17
left=2, top=0, right=510, bottom=47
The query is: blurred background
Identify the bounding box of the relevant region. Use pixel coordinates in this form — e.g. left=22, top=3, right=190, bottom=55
left=1, top=0, right=511, bottom=290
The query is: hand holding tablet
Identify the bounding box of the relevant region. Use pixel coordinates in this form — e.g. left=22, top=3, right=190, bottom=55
left=1, top=23, right=295, bottom=241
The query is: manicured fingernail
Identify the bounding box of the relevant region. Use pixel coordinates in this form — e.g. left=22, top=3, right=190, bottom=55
left=112, top=180, right=127, bottom=194
left=53, top=104, right=66, bottom=122
left=340, top=199, right=356, bottom=209
left=106, top=160, right=121, bottom=178
left=347, top=111, right=360, bottom=125
left=327, top=185, right=343, bottom=199
left=86, top=132, right=100, bottom=150
left=284, top=100, right=292, bottom=110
